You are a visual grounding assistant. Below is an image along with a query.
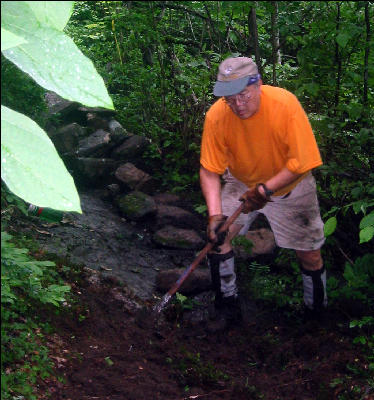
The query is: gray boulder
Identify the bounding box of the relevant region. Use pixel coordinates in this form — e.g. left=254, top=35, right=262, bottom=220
left=153, top=192, right=181, bottom=205
left=155, top=204, right=203, bottom=231
left=77, top=129, right=112, bottom=157
left=77, top=106, right=117, bottom=117
left=77, top=129, right=126, bottom=157
left=153, top=225, right=204, bottom=250
left=65, top=157, right=119, bottom=186
left=111, top=135, right=148, bottom=161
left=49, top=123, right=84, bottom=155
left=86, top=113, right=110, bottom=131
left=114, top=163, right=156, bottom=193
left=45, top=91, right=80, bottom=117
left=108, top=119, right=128, bottom=137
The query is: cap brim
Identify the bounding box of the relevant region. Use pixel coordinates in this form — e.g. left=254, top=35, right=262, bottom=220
left=213, top=76, right=249, bottom=96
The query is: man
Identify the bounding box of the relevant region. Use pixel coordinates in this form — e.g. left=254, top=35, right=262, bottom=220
left=200, top=56, right=327, bottom=331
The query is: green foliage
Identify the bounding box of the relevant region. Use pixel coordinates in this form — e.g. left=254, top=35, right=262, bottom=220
left=1, top=55, right=47, bottom=127
left=238, top=258, right=303, bottom=309
left=171, top=349, right=230, bottom=387
left=1, top=231, right=71, bottom=308
left=328, top=254, right=374, bottom=306
left=232, top=235, right=254, bottom=255
left=1, top=231, right=71, bottom=399
left=359, top=211, right=374, bottom=243
left=174, top=292, right=197, bottom=311
left=324, top=216, right=337, bottom=237
left=1, top=1, right=114, bottom=212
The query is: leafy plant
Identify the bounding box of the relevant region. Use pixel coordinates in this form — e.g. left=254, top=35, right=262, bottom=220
left=174, top=292, right=198, bottom=311
left=1, top=1, right=114, bottom=212
left=173, top=349, right=230, bottom=387
left=238, top=258, right=302, bottom=309
left=1, top=231, right=71, bottom=399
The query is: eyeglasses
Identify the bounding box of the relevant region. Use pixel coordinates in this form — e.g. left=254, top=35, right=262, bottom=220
left=224, top=91, right=253, bottom=106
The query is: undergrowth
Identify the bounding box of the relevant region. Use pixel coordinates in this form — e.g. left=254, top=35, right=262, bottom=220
left=1, top=231, right=72, bottom=400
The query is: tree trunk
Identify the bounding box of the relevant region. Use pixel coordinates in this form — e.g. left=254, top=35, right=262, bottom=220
left=248, top=4, right=262, bottom=76
left=334, top=2, right=342, bottom=112
left=271, top=1, right=281, bottom=85
left=363, top=1, right=371, bottom=108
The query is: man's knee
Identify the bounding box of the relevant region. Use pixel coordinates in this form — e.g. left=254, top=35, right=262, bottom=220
left=296, top=249, right=323, bottom=271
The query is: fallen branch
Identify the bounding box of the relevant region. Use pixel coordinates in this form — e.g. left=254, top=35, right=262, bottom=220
left=337, top=245, right=354, bottom=266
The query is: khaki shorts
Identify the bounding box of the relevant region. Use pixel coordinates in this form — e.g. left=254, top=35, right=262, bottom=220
left=221, top=170, right=325, bottom=251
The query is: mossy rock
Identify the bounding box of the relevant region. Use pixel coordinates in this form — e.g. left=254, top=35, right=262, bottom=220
left=116, top=191, right=157, bottom=221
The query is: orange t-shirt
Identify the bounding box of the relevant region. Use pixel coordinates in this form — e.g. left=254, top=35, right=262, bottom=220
left=200, top=85, right=323, bottom=196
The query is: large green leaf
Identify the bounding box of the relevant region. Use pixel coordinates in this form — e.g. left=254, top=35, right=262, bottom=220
left=1, top=27, right=27, bottom=51
left=2, top=1, right=114, bottom=110
left=25, top=1, right=74, bottom=31
left=1, top=2, right=40, bottom=39
left=1, top=1, right=73, bottom=37
left=1, top=106, right=82, bottom=213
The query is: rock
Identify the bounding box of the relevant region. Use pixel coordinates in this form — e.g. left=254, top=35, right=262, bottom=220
left=44, top=91, right=86, bottom=125
left=45, top=91, right=80, bottom=117
left=116, top=191, right=157, bottom=221
left=153, top=225, right=204, bottom=250
left=77, top=129, right=123, bottom=157
left=155, top=204, right=203, bottom=231
left=111, top=135, right=148, bottom=161
left=49, top=123, right=83, bottom=155
left=156, top=268, right=211, bottom=294
left=153, top=193, right=181, bottom=205
left=107, top=183, right=121, bottom=197
left=114, top=163, right=156, bottom=193
left=108, top=119, right=128, bottom=136
left=86, top=113, right=110, bottom=131
left=234, top=228, right=276, bottom=259
left=77, top=106, right=117, bottom=117
left=65, top=157, right=119, bottom=186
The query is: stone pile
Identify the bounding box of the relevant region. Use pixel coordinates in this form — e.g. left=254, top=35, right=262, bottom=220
left=44, top=91, right=205, bottom=251
left=44, top=92, right=276, bottom=295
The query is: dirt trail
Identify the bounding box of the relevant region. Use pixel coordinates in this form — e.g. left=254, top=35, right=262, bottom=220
left=18, top=190, right=371, bottom=399
left=40, top=272, right=367, bottom=400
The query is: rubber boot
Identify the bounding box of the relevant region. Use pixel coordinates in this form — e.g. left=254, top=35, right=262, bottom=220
left=206, top=251, right=241, bottom=332
left=301, top=265, right=328, bottom=322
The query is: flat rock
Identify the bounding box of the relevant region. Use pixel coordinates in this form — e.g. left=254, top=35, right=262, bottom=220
left=153, top=225, right=204, bottom=250
left=155, top=204, right=203, bottom=231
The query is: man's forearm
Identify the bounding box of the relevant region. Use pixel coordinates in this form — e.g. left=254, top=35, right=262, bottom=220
left=259, top=167, right=302, bottom=196
left=200, top=166, right=222, bottom=216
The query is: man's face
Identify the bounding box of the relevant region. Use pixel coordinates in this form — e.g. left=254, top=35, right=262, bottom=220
left=224, top=81, right=262, bottom=119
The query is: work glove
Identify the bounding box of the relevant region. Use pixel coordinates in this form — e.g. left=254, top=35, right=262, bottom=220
left=207, top=214, right=228, bottom=248
left=239, top=184, right=268, bottom=214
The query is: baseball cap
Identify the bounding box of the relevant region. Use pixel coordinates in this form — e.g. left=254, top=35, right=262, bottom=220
left=213, top=57, right=259, bottom=96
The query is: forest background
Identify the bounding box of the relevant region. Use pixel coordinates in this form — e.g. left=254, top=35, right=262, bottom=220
left=1, top=1, right=373, bottom=399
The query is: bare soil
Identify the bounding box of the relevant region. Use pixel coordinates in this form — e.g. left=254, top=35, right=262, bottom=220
left=36, top=270, right=372, bottom=400
left=10, top=190, right=372, bottom=400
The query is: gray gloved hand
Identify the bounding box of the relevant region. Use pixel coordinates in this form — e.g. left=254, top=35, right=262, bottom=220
left=207, top=214, right=228, bottom=247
